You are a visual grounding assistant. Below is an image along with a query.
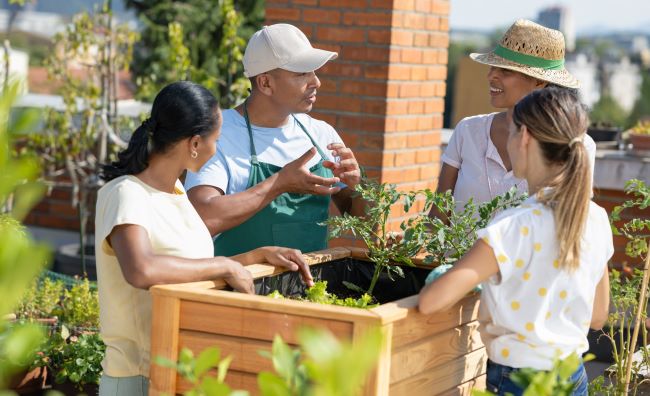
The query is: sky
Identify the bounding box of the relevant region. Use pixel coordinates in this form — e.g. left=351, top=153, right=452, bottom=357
left=449, top=0, right=650, bottom=34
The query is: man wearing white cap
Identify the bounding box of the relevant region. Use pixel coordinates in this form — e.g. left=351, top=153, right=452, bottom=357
left=185, top=23, right=364, bottom=257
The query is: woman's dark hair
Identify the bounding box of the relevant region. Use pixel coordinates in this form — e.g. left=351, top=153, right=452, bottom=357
left=101, top=81, right=220, bottom=181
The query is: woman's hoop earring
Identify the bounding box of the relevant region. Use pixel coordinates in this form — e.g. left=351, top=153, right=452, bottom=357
left=191, top=151, right=198, bottom=159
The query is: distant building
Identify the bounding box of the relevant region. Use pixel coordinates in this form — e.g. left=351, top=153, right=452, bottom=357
left=537, top=6, right=575, bottom=52
left=0, top=9, right=66, bottom=38
left=603, top=57, right=642, bottom=112
left=0, top=48, right=28, bottom=94
left=565, top=53, right=600, bottom=107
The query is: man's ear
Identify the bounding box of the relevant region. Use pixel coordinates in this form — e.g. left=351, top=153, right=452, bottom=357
left=255, top=73, right=273, bottom=96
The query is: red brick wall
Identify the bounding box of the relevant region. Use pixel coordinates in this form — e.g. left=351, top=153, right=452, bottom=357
left=593, top=187, right=650, bottom=269
left=266, top=0, right=450, bottom=236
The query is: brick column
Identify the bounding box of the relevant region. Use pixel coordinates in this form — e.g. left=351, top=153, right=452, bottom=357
left=266, top=0, right=449, bottom=230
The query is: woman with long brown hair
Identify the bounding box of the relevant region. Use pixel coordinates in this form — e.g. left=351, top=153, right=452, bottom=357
left=419, top=87, right=612, bottom=396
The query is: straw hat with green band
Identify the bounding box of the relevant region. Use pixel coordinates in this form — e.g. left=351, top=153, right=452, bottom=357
left=470, top=19, right=580, bottom=89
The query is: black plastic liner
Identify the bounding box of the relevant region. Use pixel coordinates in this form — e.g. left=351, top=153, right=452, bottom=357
left=254, top=257, right=431, bottom=305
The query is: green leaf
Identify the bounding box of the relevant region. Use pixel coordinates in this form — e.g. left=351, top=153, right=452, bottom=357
left=257, top=371, right=290, bottom=396
left=194, top=347, right=221, bottom=379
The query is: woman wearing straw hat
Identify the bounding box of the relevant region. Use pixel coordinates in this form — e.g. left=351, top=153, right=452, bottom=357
left=432, top=19, right=596, bottom=213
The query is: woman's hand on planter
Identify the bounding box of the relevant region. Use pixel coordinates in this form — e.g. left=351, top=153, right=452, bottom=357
left=425, top=264, right=482, bottom=292
left=259, top=247, right=314, bottom=287
left=223, top=260, right=255, bottom=294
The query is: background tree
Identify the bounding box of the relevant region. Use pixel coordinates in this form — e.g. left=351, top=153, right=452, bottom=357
left=628, top=70, right=650, bottom=126
left=590, top=94, right=629, bottom=128
left=20, top=2, right=138, bottom=270
left=125, top=0, right=264, bottom=107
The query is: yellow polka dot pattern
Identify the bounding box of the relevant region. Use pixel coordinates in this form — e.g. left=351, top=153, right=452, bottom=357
left=533, top=209, right=542, bottom=216
left=538, top=288, right=547, bottom=296
left=523, top=272, right=531, bottom=281
left=497, top=254, right=508, bottom=263
left=559, top=290, right=567, bottom=299
left=553, top=260, right=559, bottom=269
left=517, top=334, right=526, bottom=341
left=534, top=243, right=542, bottom=252
left=515, top=259, right=524, bottom=268
left=546, top=311, right=551, bottom=320
left=511, top=301, right=520, bottom=311
left=501, top=348, right=510, bottom=358
left=526, top=322, right=535, bottom=332
left=521, top=226, right=529, bottom=236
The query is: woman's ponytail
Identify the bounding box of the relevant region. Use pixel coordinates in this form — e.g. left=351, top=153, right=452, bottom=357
left=513, top=87, right=591, bottom=271
left=100, top=119, right=154, bottom=182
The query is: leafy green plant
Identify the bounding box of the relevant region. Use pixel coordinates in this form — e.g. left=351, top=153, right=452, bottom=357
left=159, top=327, right=382, bottom=396
left=593, top=178, right=650, bottom=395
left=61, top=278, right=99, bottom=330
left=15, top=278, right=65, bottom=321
left=156, top=346, right=247, bottom=396
left=416, top=187, right=525, bottom=266
left=326, top=179, right=426, bottom=295
left=267, top=281, right=376, bottom=309
left=32, top=326, right=105, bottom=391
left=0, top=80, right=51, bottom=389
left=303, top=281, right=375, bottom=308
left=473, top=353, right=586, bottom=396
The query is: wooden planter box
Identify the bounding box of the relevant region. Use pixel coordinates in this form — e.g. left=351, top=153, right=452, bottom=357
left=149, top=247, right=487, bottom=395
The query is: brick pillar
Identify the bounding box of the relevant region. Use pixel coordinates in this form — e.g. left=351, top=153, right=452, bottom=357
left=265, top=0, right=449, bottom=231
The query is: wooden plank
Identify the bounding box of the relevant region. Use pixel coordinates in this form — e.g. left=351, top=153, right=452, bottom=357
left=389, top=348, right=487, bottom=396
left=173, top=290, right=382, bottom=323
left=354, top=323, right=393, bottom=396
left=437, top=375, right=487, bottom=396
left=177, top=369, right=258, bottom=394
left=149, top=295, right=181, bottom=395
left=390, top=321, right=484, bottom=383
left=179, top=301, right=355, bottom=344
left=150, top=247, right=352, bottom=296
left=178, top=330, right=274, bottom=373
left=391, top=294, right=481, bottom=348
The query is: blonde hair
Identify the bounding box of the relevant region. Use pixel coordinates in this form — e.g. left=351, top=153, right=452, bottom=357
left=512, top=87, right=591, bottom=271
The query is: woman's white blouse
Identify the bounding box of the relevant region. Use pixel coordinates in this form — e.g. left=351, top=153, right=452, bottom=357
left=476, top=195, right=613, bottom=370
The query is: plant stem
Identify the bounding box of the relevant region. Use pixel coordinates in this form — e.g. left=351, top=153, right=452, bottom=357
left=623, top=253, right=650, bottom=394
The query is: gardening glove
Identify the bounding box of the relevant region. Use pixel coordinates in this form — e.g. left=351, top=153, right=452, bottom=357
left=425, top=264, right=482, bottom=292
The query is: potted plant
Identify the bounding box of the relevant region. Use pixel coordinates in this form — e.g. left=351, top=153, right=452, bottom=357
left=0, top=81, right=51, bottom=393
left=27, top=277, right=104, bottom=393
left=148, top=180, right=524, bottom=395
left=589, top=179, right=650, bottom=394
left=626, top=120, right=650, bottom=151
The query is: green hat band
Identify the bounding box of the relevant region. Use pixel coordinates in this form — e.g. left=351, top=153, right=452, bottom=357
left=494, top=45, right=564, bottom=70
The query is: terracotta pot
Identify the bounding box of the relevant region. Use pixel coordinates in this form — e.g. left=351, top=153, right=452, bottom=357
left=630, top=133, right=650, bottom=151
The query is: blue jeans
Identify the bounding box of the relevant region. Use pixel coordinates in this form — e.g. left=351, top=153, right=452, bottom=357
left=486, top=359, right=588, bottom=396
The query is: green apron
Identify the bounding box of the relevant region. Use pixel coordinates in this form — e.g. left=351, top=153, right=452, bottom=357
left=213, top=103, right=333, bottom=256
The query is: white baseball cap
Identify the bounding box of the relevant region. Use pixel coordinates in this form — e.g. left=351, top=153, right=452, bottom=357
left=243, top=23, right=338, bottom=78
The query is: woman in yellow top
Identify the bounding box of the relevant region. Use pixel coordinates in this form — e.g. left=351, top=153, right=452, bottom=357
left=95, top=81, right=313, bottom=396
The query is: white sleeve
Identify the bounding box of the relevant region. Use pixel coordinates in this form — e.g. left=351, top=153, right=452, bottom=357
left=441, top=120, right=465, bottom=169
left=476, top=210, right=534, bottom=285
left=184, top=149, right=230, bottom=193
